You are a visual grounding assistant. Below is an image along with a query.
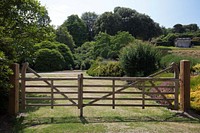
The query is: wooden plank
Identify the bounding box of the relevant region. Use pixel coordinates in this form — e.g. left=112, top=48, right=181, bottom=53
left=83, top=77, right=178, bottom=81
left=21, top=62, right=29, bottom=110
left=26, top=91, right=78, bottom=94
left=51, top=80, right=54, bottom=109
left=112, top=79, right=115, bottom=109
left=78, top=74, right=83, bottom=117
left=142, top=82, right=145, bottom=109
left=25, top=104, right=78, bottom=106
left=83, top=91, right=175, bottom=95
left=21, top=77, right=78, bottom=81
left=82, top=97, right=175, bottom=101
left=83, top=85, right=175, bottom=88
left=83, top=104, right=169, bottom=107
left=26, top=97, right=79, bottom=100
left=25, top=85, right=78, bottom=88
left=8, top=63, right=19, bottom=115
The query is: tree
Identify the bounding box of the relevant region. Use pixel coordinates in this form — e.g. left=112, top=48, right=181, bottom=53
left=93, top=32, right=111, bottom=58
left=0, top=0, right=55, bottom=64
left=109, top=31, right=135, bottom=59
left=114, top=7, right=162, bottom=40
left=55, top=26, right=75, bottom=51
left=173, top=24, right=185, bottom=33
left=74, top=41, right=95, bottom=69
left=81, top=12, right=98, bottom=41
left=94, top=12, right=122, bottom=36
left=94, top=7, right=162, bottom=40
left=62, top=15, right=88, bottom=47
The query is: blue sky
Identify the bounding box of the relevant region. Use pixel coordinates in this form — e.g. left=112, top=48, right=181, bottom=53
left=39, top=0, right=200, bottom=28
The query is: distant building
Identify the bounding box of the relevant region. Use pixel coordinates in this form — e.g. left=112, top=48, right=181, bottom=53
left=174, top=38, right=192, bottom=48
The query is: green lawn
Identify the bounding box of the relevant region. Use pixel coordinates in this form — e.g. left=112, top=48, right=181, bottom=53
left=13, top=72, right=200, bottom=133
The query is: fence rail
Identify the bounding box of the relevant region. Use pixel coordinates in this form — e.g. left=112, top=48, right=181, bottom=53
left=19, top=62, right=181, bottom=117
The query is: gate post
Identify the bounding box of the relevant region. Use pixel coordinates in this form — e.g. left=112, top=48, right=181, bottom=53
left=78, top=74, right=83, bottom=117
left=21, top=62, right=29, bottom=110
left=180, top=60, right=190, bottom=112
left=8, top=63, right=19, bottom=115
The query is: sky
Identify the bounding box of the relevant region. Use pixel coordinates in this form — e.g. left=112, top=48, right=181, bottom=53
left=39, top=0, right=200, bottom=28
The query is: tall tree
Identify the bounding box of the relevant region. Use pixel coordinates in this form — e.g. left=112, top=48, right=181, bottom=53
left=0, top=0, right=55, bottom=64
left=173, top=24, right=185, bottom=33
left=55, top=26, right=75, bottom=51
left=94, top=7, right=162, bottom=40
left=94, top=12, right=122, bottom=36
left=81, top=12, right=98, bottom=41
left=62, top=15, right=88, bottom=47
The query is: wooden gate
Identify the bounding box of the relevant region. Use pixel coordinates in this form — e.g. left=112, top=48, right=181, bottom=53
left=20, top=62, right=180, bottom=117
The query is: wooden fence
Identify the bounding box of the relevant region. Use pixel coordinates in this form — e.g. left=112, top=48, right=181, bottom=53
left=19, top=62, right=183, bottom=117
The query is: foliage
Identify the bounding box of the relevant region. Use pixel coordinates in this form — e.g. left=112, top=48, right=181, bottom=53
left=81, top=12, right=98, bottom=41
left=87, top=59, right=124, bottom=77
left=120, top=41, right=161, bottom=77
left=192, top=64, right=200, bottom=73
left=160, top=54, right=200, bottom=69
left=0, top=51, right=13, bottom=113
left=74, top=41, right=95, bottom=70
left=190, top=75, right=200, bottom=112
left=191, top=90, right=200, bottom=111
left=94, top=7, right=162, bottom=40
left=192, top=37, right=200, bottom=46
left=62, top=15, right=88, bottom=47
left=34, top=49, right=65, bottom=72
left=55, top=26, right=75, bottom=51
left=34, top=41, right=74, bottom=70
left=94, top=12, right=122, bottom=36
left=93, top=31, right=134, bottom=59
left=0, top=0, right=55, bottom=64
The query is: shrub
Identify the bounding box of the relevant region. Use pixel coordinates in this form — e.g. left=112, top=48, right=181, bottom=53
left=191, top=90, right=200, bottom=111
left=56, top=43, right=74, bottom=69
left=34, top=41, right=74, bottom=70
left=192, top=63, right=200, bottom=73
left=87, top=59, right=124, bottom=77
left=190, top=75, right=200, bottom=112
left=0, top=51, right=13, bottom=113
left=120, top=41, right=161, bottom=77
left=74, top=41, right=95, bottom=70
left=34, top=49, right=65, bottom=72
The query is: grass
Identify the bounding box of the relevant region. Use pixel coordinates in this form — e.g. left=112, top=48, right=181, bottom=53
left=13, top=72, right=200, bottom=133
left=157, top=46, right=200, bottom=58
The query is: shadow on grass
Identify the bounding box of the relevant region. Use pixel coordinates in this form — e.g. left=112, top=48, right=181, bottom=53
left=21, top=94, right=51, bottom=113
left=14, top=111, right=200, bottom=132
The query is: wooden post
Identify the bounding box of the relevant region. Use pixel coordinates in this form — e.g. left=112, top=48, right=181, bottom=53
left=78, top=74, right=83, bottom=117
left=142, top=81, right=145, bottom=109
left=21, top=62, right=29, bottom=110
left=112, top=79, right=115, bottom=109
left=51, top=80, right=54, bottom=109
left=180, top=60, right=190, bottom=112
left=173, top=63, right=179, bottom=110
left=8, top=63, right=19, bottom=115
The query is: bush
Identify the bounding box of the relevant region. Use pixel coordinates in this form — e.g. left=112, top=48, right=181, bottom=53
left=0, top=51, right=13, bottom=113
left=192, top=63, right=200, bottom=73
left=87, top=59, right=124, bottom=77
left=120, top=41, right=161, bottom=77
left=34, top=41, right=74, bottom=70
left=56, top=43, right=74, bottom=69
left=34, top=49, right=65, bottom=72
left=190, top=75, right=200, bottom=112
